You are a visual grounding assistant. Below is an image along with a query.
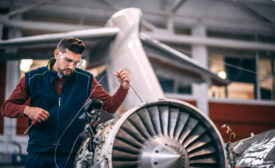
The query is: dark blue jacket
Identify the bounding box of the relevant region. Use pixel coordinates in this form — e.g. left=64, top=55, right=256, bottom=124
left=25, top=63, right=93, bottom=154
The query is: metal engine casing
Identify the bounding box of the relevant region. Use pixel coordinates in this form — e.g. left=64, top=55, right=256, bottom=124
left=75, top=99, right=226, bottom=168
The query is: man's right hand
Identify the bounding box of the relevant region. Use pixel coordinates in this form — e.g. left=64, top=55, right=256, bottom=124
left=23, top=106, right=50, bottom=122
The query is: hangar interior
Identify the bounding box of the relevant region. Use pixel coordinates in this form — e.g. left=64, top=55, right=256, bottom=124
left=0, top=0, right=275, bottom=167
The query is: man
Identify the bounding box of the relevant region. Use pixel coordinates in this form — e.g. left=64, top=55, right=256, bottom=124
left=0, top=37, right=131, bottom=168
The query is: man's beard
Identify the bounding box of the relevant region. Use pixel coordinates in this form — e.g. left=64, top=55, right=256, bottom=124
left=58, top=67, right=72, bottom=76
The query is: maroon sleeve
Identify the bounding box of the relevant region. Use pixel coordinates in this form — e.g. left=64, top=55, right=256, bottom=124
left=90, top=78, right=128, bottom=114
left=0, top=77, right=30, bottom=118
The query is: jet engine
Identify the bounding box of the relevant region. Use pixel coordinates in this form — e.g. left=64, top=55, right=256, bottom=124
left=75, top=99, right=226, bottom=168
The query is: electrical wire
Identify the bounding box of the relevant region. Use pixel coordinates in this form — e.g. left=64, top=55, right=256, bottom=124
left=62, top=83, right=144, bottom=168
left=129, top=83, right=143, bottom=103
left=63, top=113, right=97, bottom=168
left=63, top=133, right=82, bottom=168
left=54, top=72, right=108, bottom=168
left=54, top=69, right=144, bottom=168
left=208, top=57, right=271, bottom=77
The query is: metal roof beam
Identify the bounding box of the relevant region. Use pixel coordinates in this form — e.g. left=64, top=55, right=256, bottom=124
left=169, top=0, right=187, bottom=13
left=0, top=27, right=118, bottom=47
left=7, top=0, right=57, bottom=18
left=21, top=5, right=275, bottom=34
left=145, top=32, right=275, bottom=51
left=0, top=16, right=96, bottom=32
left=238, top=1, right=275, bottom=25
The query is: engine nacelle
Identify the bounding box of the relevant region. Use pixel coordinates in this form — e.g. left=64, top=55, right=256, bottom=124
left=75, top=99, right=226, bottom=168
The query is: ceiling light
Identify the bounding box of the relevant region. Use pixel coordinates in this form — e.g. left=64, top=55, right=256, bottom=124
left=20, top=59, right=33, bottom=72
left=218, top=71, right=227, bottom=79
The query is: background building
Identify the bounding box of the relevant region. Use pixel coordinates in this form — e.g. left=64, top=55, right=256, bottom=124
left=0, top=0, right=275, bottom=166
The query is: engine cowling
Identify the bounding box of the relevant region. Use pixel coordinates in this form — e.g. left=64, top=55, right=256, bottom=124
left=75, top=99, right=226, bottom=168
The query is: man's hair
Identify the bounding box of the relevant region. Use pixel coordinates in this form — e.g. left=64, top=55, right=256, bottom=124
left=57, top=37, right=86, bottom=54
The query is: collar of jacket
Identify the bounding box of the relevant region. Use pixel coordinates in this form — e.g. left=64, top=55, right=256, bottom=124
left=47, top=58, right=75, bottom=84
left=47, top=57, right=56, bottom=70
left=47, top=57, right=75, bottom=75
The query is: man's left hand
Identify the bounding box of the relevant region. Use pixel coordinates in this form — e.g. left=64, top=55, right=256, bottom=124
left=112, top=69, right=131, bottom=89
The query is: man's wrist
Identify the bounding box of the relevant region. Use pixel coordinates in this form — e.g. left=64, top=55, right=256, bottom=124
left=120, top=84, right=130, bottom=89
left=23, top=106, right=29, bottom=117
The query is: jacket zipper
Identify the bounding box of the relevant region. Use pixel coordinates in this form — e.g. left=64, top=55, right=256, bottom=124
left=58, top=97, right=61, bottom=107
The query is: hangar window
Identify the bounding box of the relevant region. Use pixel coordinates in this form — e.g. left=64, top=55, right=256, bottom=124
left=208, top=49, right=275, bottom=101
left=208, top=48, right=256, bottom=100
left=156, top=74, right=192, bottom=95
left=158, top=76, right=174, bottom=93
left=258, top=52, right=275, bottom=100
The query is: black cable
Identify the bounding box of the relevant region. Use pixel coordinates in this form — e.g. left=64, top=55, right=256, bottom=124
left=63, top=133, right=82, bottom=168
left=54, top=69, right=144, bottom=168
left=54, top=72, right=108, bottom=168
left=129, top=83, right=143, bottom=103
left=63, top=112, right=97, bottom=168
left=64, top=83, right=144, bottom=168
left=208, top=57, right=268, bottom=77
